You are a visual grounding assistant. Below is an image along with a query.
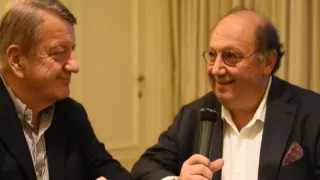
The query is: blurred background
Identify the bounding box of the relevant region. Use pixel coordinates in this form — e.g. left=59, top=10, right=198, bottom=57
left=0, top=0, right=319, bottom=170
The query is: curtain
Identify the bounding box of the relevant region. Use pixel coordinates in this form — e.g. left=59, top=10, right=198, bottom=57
left=168, top=0, right=320, bottom=112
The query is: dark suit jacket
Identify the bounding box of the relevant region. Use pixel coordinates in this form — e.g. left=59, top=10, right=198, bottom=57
left=0, top=79, right=133, bottom=180
left=132, top=76, right=320, bottom=180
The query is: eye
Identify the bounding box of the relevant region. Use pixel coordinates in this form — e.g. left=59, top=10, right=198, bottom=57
left=208, top=50, right=217, bottom=59
left=54, top=51, right=65, bottom=56
left=222, top=51, right=238, bottom=66
left=52, top=50, right=71, bottom=61
left=55, top=51, right=65, bottom=55
left=222, top=51, right=236, bottom=59
left=203, top=50, right=217, bottom=64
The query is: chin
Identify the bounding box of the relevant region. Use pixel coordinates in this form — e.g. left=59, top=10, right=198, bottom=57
left=214, top=91, right=234, bottom=103
left=55, top=89, right=70, bottom=100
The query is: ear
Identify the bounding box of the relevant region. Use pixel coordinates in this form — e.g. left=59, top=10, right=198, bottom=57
left=263, top=49, right=277, bottom=76
left=6, top=45, right=26, bottom=78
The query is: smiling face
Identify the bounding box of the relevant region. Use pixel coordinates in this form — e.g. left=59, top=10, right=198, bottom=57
left=19, top=13, right=79, bottom=103
left=207, top=11, right=272, bottom=111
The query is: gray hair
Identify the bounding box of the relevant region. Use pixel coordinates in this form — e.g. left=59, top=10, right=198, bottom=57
left=0, top=0, right=77, bottom=71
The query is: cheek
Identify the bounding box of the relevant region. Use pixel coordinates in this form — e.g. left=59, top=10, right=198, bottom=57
left=207, top=65, right=214, bottom=79
left=23, top=65, right=44, bottom=81
left=206, top=65, right=212, bottom=74
left=236, top=66, right=264, bottom=90
left=42, top=59, right=54, bottom=73
left=42, top=61, right=64, bottom=78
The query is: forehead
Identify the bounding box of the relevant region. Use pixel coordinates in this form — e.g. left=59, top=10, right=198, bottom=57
left=36, top=13, right=75, bottom=47
left=209, top=12, right=261, bottom=51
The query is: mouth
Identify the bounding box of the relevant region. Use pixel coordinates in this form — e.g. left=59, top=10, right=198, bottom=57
left=58, top=77, right=71, bottom=84
left=216, top=80, right=234, bottom=85
left=210, top=74, right=234, bottom=85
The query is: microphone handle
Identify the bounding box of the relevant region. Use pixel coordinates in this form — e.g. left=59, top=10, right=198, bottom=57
left=198, top=120, right=214, bottom=157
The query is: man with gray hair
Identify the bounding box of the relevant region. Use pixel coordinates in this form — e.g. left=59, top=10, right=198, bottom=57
left=0, top=0, right=132, bottom=179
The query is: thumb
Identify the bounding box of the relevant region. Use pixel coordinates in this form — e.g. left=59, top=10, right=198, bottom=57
left=210, top=158, right=224, bottom=173
left=96, top=177, right=107, bottom=180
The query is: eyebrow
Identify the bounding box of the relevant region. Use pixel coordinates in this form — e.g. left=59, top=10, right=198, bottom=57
left=50, top=44, right=76, bottom=51
left=209, top=46, right=243, bottom=53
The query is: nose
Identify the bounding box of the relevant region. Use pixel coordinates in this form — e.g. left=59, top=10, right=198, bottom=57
left=65, top=52, right=79, bottom=73
left=210, top=55, right=226, bottom=76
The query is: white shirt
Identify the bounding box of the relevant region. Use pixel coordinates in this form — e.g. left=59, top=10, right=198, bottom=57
left=162, top=77, right=272, bottom=180
left=221, top=77, right=272, bottom=180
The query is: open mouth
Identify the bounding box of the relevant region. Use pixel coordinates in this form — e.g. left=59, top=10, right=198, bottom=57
left=210, top=74, right=234, bottom=85
left=217, top=80, right=234, bottom=85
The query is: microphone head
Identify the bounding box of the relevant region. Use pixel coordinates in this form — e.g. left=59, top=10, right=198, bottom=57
left=200, top=108, right=219, bottom=123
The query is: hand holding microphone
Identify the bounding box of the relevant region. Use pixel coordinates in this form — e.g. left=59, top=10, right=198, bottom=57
left=180, top=154, right=224, bottom=180
left=179, top=108, right=224, bottom=180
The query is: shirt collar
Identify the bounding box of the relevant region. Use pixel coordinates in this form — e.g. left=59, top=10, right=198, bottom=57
left=0, top=75, right=54, bottom=126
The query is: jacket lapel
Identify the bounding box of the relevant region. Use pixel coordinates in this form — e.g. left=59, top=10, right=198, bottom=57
left=46, top=107, right=67, bottom=180
left=258, top=77, right=296, bottom=180
left=0, top=80, right=36, bottom=180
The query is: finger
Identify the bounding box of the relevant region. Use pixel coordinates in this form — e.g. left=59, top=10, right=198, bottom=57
left=210, top=158, right=224, bottom=173
left=189, top=164, right=213, bottom=179
left=187, top=154, right=211, bottom=167
left=187, top=175, right=210, bottom=180
left=96, top=177, right=107, bottom=180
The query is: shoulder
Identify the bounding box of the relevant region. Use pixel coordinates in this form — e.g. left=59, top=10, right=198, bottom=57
left=273, top=77, right=320, bottom=130
left=54, top=97, right=86, bottom=112
left=181, top=92, right=219, bottom=113
left=53, top=98, right=89, bottom=124
left=275, top=77, right=320, bottom=108
left=290, top=84, right=320, bottom=104
left=172, top=92, right=219, bottom=129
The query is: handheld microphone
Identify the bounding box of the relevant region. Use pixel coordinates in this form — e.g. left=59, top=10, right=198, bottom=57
left=198, top=108, right=219, bottom=158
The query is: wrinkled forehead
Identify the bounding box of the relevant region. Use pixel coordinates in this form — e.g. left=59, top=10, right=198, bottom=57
left=34, top=13, right=75, bottom=49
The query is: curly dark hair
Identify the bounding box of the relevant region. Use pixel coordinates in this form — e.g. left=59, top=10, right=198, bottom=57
left=255, top=22, right=285, bottom=73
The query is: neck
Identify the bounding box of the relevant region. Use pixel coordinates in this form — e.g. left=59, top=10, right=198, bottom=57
left=228, top=76, right=270, bottom=131
left=229, top=96, right=263, bottom=131
left=32, top=113, right=41, bottom=132
left=2, top=71, right=51, bottom=119
left=229, top=109, right=255, bottom=131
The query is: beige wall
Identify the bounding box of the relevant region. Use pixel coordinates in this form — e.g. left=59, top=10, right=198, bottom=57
left=0, top=1, right=6, bottom=13
left=61, top=0, right=173, bottom=170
